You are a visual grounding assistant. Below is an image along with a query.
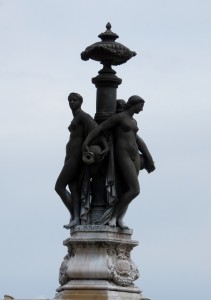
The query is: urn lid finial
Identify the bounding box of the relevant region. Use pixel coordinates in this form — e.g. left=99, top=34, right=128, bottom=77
left=106, top=22, right=111, bottom=30
left=98, top=22, right=119, bottom=42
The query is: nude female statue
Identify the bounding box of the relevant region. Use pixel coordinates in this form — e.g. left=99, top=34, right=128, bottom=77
left=55, top=93, right=104, bottom=229
left=83, top=95, right=155, bottom=228
left=116, top=99, right=154, bottom=171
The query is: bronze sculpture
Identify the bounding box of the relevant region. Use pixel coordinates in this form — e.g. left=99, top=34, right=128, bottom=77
left=55, top=93, right=155, bottom=229
left=55, top=23, right=155, bottom=229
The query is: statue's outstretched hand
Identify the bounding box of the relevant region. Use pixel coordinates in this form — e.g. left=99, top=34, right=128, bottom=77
left=146, top=159, right=156, bottom=173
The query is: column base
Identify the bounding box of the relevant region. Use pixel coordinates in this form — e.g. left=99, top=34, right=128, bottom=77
left=55, top=279, right=142, bottom=299
left=54, top=226, right=150, bottom=300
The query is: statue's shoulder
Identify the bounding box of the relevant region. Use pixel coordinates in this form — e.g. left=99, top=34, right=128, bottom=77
left=78, top=111, right=94, bottom=125
left=78, top=111, right=98, bottom=133
left=80, top=111, right=94, bottom=121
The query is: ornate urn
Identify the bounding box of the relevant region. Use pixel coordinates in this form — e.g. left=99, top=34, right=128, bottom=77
left=81, top=22, right=136, bottom=67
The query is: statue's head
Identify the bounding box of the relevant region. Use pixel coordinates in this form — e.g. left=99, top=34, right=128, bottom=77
left=127, top=95, right=145, bottom=113
left=68, top=93, right=83, bottom=110
left=116, top=99, right=127, bottom=113
left=127, top=95, right=145, bottom=107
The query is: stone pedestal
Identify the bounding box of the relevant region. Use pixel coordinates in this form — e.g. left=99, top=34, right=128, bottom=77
left=55, top=225, right=146, bottom=300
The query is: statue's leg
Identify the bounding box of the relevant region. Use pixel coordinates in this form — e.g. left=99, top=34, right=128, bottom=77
left=65, top=181, right=81, bottom=228
left=63, top=185, right=73, bottom=229
left=55, top=159, right=80, bottom=220
left=116, top=205, right=129, bottom=229
left=55, top=176, right=73, bottom=217
left=109, top=157, right=140, bottom=227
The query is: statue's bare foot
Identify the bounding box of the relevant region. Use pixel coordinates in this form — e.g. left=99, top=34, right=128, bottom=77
left=68, top=218, right=80, bottom=228
left=63, top=223, right=72, bottom=229
left=117, top=219, right=129, bottom=229
left=63, top=223, right=71, bottom=229
left=63, top=218, right=73, bottom=229
left=108, top=217, right=117, bottom=227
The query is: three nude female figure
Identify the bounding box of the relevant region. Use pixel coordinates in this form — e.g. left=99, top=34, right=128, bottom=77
left=55, top=93, right=155, bottom=229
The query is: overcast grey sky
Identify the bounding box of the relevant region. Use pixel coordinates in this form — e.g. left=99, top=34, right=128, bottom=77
left=0, top=1, right=211, bottom=299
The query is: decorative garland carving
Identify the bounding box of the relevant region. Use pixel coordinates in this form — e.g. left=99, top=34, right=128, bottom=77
left=59, top=245, right=75, bottom=286
left=107, top=243, right=139, bottom=287
left=59, top=236, right=139, bottom=288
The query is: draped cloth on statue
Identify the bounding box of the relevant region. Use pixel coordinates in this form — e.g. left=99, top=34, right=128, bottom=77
left=94, top=137, right=118, bottom=225
left=80, top=134, right=118, bottom=225
left=80, top=166, right=92, bottom=224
